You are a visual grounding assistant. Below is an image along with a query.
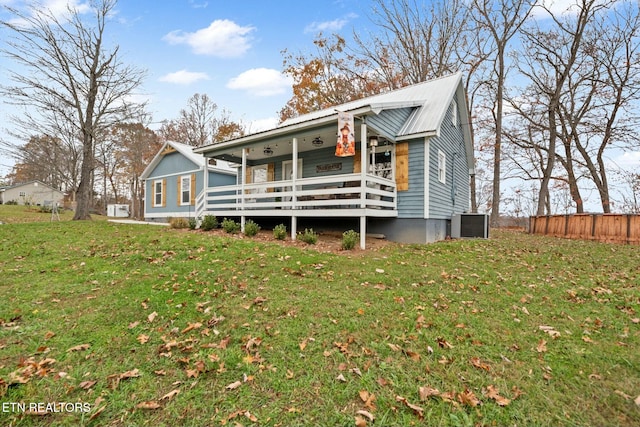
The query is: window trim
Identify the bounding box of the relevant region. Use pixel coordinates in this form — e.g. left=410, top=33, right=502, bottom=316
left=438, top=150, right=446, bottom=184
left=179, top=175, right=192, bottom=206
left=153, top=180, right=164, bottom=207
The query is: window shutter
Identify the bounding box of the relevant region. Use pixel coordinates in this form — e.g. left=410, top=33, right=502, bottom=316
left=267, top=163, right=275, bottom=192
left=245, top=167, right=252, bottom=194
left=395, top=142, right=409, bottom=191
left=177, top=176, right=181, bottom=206
left=353, top=151, right=361, bottom=173
left=190, top=173, right=196, bottom=205
left=161, top=179, right=167, bottom=207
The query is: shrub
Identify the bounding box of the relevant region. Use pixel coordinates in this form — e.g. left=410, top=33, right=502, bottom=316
left=273, top=223, right=287, bottom=240
left=169, top=217, right=189, bottom=229
left=244, top=220, right=261, bottom=237
left=299, top=228, right=318, bottom=245
left=221, top=218, right=240, bottom=234
left=200, top=215, right=218, bottom=231
left=341, top=230, right=359, bottom=250
left=188, top=217, right=197, bottom=230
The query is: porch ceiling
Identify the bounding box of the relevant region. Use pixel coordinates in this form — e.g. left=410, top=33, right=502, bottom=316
left=209, top=122, right=387, bottom=164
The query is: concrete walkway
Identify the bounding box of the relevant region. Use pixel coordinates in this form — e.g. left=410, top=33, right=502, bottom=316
left=108, top=219, right=169, bottom=226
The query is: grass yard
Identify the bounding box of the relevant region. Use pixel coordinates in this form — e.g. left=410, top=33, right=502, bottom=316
left=0, top=208, right=638, bottom=426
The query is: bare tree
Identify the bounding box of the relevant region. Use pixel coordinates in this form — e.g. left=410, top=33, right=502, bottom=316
left=158, top=93, right=245, bottom=146
left=0, top=0, right=147, bottom=219
left=470, top=0, right=534, bottom=226
left=514, top=0, right=611, bottom=215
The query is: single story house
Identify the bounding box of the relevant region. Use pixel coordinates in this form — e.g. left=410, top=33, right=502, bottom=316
left=0, top=180, right=65, bottom=207
left=193, top=72, right=476, bottom=248
left=141, top=140, right=237, bottom=221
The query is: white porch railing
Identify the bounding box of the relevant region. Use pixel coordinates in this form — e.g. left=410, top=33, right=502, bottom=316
left=195, top=173, right=397, bottom=219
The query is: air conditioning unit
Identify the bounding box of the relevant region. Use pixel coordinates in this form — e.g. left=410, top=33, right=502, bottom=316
left=451, top=213, right=489, bottom=239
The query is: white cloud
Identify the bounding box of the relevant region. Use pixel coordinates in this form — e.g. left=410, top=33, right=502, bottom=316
left=163, top=19, right=255, bottom=58
left=158, top=69, right=210, bottom=85
left=226, top=68, right=292, bottom=97
left=304, top=13, right=357, bottom=34
left=613, top=151, right=640, bottom=169
left=248, top=117, right=279, bottom=133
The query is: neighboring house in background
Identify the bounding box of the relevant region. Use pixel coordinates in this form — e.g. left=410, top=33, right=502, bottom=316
left=193, top=72, right=476, bottom=247
left=141, top=140, right=237, bottom=221
left=0, top=180, right=65, bottom=207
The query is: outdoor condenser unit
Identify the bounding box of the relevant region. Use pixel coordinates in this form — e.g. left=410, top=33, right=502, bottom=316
left=451, top=213, right=490, bottom=239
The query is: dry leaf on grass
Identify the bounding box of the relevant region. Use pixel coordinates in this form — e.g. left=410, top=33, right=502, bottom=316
left=147, top=311, right=158, bottom=323
left=67, top=343, right=90, bottom=352
left=484, top=385, right=511, bottom=406
left=419, top=386, right=440, bottom=400
left=136, top=401, right=161, bottom=410
left=225, top=380, right=242, bottom=391
left=161, top=389, right=180, bottom=400
left=395, top=395, right=424, bottom=419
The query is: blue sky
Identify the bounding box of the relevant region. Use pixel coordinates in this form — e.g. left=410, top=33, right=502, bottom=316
left=0, top=0, right=372, bottom=175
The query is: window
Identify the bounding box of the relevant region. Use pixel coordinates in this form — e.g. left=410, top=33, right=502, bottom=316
left=438, top=150, right=446, bottom=184
left=153, top=180, right=165, bottom=207
left=179, top=175, right=191, bottom=205
left=451, top=99, right=458, bottom=127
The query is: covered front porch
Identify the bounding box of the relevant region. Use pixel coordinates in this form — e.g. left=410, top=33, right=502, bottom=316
left=194, top=119, right=400, bottom=249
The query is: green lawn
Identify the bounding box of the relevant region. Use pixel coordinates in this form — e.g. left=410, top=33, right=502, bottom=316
left=0, top=209, right=638, bottom=426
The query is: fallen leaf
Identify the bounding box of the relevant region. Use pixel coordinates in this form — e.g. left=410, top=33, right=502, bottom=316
left=356, top=410, right=375, bottom=422
left=136, top=401, right=161, bottom=410
left=458, top=388, right=481, bottom=407
left=147, top=311, right=158, bottom=323
left=470, top=357, right=491, bottom=371
left=403, top=349, right=421, bottom=361
left=634, top=395, right=640, bottom=407
left=89, top=404, right=106, bottom=421
left=536, top=339, right=547, bottom=353
left=299, top=339, right=308, bottom=351
left=485, top=385, right=511, bottom=406
left=181, top=322, right=202, bottom=334
left=225, top=380, right=242, bottom=390
left=582, top=336, right=594, bottom=343
left=355, top=415, right=367, bottom=427
left=137, top=334, right=150, bottom=344
left=67, top=344, right=90, bottom=352
left=395, top=395, right=424, bottom=418
left=419, top=386, right=440, bottom=400
left=161, top=389, right=180, bottom=400
left=437, top=337, right=453, bottom=349
left=79, top=380, right=97, bottom=390
left=375, top=268, right=385, bottom=273
left=336, top=373, right=346, bottom=382
left=44, top=331, right=56, bottom=340
left=539, top=325, right=560, bottom=338
left=359, top=390, right=376, bottom=410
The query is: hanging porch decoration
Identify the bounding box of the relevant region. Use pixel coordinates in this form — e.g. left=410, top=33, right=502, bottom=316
left=335, top=111, right=355, bottom=157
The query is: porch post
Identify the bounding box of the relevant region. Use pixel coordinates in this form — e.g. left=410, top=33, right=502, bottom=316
left=360, top=121, right=367, bottom=208
left=291, top=216, right=297, bottom=242
left=292, top=137, right=298, bottom=210
left=291, top=137, right=298, bottom=242
left=202, top=160, right=209, bottom=217
left=241, top=148, right=247, bottom=229
left=360, top=121, right=367, bottom=249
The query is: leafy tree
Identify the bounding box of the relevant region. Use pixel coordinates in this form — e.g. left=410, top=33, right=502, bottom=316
left=0, top=0, right=147, bottom=219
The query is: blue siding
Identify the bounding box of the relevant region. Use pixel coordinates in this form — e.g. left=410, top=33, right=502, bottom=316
left=428, top=102, right=470, bottom=219
left=147, top=151, right=199, bottom=178
left=367, top=108, right=414, bottom=139
left=397, top=140, right=425, bottom=218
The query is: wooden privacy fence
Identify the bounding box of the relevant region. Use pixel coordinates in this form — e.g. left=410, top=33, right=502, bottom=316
left=529, top=214, right=640, bottom=245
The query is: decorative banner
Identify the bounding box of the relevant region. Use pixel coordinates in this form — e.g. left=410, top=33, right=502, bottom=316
left=336, top=112, right=355, bottom=157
